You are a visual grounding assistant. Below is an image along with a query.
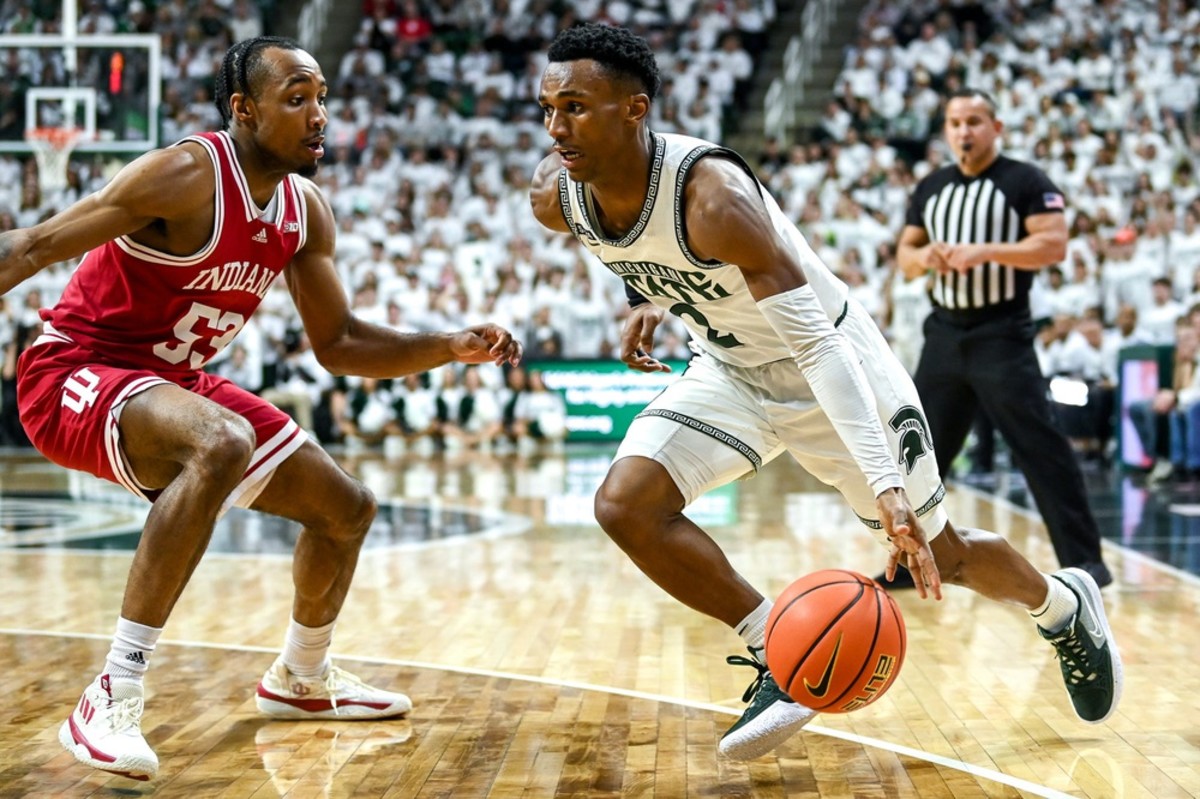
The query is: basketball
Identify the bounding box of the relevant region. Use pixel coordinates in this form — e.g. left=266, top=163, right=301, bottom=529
left=764, top=569, right=906, bottom=713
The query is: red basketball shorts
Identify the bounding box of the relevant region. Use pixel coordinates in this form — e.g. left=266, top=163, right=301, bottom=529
left=17, top=331, right=307, bottom=510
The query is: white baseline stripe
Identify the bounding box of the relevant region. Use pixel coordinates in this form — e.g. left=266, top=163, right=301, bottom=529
left=0, top=627, right=1075, bottom=798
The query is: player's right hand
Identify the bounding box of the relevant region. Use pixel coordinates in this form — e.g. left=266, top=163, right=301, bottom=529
left=450, top=324, right=523, bottom=366
left=877, top=487, right=943, bottom=600
left=619, top=304, right=671, bottom=373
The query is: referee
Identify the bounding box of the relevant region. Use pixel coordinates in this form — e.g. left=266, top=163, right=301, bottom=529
left=892, top=89, right=1112, bottom=588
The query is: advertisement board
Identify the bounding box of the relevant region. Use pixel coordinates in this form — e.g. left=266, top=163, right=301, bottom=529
left=525, top=359, right=689, bottom=441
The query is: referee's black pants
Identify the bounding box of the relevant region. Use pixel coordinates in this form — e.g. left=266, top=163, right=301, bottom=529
left=913, top=310, right=1107, bottom=571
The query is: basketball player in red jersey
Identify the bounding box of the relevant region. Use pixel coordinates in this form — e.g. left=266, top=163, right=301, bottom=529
left=0, top=37, right=522, bottom=781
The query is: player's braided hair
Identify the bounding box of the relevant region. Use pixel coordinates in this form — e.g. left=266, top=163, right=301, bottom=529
left=214, top=36, right=304, bottom=129
left=547, top=23, right=661, bottom=100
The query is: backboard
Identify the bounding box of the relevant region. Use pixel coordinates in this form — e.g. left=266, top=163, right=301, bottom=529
left=0, top=33, right=161, bottom=155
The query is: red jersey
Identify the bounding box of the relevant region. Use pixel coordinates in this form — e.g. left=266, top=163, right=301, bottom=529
left=41, top=130, right=308, bottom=372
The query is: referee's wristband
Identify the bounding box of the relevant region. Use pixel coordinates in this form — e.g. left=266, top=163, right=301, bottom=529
left=625, top=283, right=650, bottom=308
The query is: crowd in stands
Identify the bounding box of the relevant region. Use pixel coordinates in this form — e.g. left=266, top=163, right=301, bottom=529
left=750, top=0, right=1200, bottom=480
left=0, top=0, right=765, bottom=452
left=4, top=0, right=1200, bottom=477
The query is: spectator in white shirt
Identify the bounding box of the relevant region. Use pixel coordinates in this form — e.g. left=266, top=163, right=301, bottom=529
left=512, top=370, right=568, bottom=454
left=818, top=99, right=852, bottom=142
left=1159, top=57, right=1199, bottom=135
left=439, top=365, right=504, bottom=451
left=906, top=22, right=952, bottom=81
left=422, top=37, right=458, bottom=87
left=1102, top=304, right=1153, bottom=381
left=1141, top=276, right=1186, bottom=345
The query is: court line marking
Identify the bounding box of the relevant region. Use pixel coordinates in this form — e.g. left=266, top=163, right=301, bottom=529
left=952, top=480, right=1200, bottom=588
left=0, top=497, right=531, bottom=556
left=0, top=626, right=1076, bottom=799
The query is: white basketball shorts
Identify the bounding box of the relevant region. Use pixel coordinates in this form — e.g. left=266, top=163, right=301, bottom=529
left=614, top=300, right=948, bottom=543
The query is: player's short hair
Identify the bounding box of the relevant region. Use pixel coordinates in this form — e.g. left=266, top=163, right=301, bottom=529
left=215, top=36, right=305, bottom=129
left=547, top=23, right=661, bottom=100
left=946, top=88, right=998, bottom=117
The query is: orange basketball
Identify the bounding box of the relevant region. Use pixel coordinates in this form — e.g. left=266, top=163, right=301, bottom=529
left=764, top=569, right=906, bottom=713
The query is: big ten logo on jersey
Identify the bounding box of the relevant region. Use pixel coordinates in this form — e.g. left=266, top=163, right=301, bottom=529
left=61, top=367, right=101, bottom=414
left=609, top=260, right=743, bottom=349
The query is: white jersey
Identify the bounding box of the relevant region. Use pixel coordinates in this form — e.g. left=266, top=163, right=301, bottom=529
left=558, top=132, right=849, bottom=368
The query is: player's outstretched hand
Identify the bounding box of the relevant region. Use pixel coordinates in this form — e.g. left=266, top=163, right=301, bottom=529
left=876, top=487, right=943, bottom=600
left=450, top=324, right=523, bottom=367
left=620, top=304, right=671, bottom=373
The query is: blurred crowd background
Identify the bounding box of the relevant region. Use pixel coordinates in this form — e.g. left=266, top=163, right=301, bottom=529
left=1, top=0, right=1198, bottom=471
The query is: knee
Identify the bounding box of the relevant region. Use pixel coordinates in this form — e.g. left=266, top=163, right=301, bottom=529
left=930, top=520, right=978, bottom=584
left=193, top=414, right=256, bottom=482
left=337, top=482, right=378, bottom=542
left=593, top=464, right=678, bottom=550
left=594, top=476, right=667, bottom=552
left=594, top=477, right=637, bottom=543
left=932, top=522, right=1002, bottom=586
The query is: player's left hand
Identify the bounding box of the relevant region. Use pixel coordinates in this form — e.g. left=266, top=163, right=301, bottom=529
left=876, top=487, right=943, bottom=600
left=450, top=324, right=523, bottom=366
left=619, top=304, right=672, bottom=373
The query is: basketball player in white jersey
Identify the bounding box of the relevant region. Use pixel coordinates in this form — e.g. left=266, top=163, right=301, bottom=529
left=529, top=23, right=1121, bottom=761
left=0, top=37, right=522, bottom=780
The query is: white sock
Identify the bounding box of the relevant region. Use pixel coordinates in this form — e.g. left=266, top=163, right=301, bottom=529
left=736, top=598, right=773, bottom=662
left=281, top=618, right=335, bottom=677
left=1030, top=574, right=1079, bottom=634
left=105, top=617, right=162, bottom=683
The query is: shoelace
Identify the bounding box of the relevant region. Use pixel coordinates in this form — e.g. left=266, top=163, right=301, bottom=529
left=1051, top=629, right=1095, bottom=686
left=322, top=665, right=369, bottom=715
left=107, top=696, right=145, bottom=733
left=726, top=653, right=769, bottom=703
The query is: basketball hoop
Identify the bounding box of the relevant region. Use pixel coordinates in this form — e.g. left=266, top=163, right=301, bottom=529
left=25, top=127, right=84, bottom=195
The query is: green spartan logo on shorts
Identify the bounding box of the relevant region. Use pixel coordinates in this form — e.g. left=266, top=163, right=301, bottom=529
left=889, top=406, right=933, bottom=475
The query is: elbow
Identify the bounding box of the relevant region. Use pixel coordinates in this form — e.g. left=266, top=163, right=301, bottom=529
left=1043, top=229, right=1068, bottom=263
left=320, top=361, right=352, bottom=378
left=313, top=347, right=350, bottom=377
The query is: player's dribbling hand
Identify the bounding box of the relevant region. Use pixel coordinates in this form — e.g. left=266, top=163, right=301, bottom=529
left=620, top=304, right=671, bottom=373
left=451, top=324, right=523, bottom=366
left=877, top=487, right=943, bottom=600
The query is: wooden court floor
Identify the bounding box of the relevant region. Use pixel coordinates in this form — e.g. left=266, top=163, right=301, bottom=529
left=0, top=446, right=1195, bottom=798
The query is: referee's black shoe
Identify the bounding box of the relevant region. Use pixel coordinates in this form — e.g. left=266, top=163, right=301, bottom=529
left=873, top=564, right=916, bottom=590
left=1074, top=560, right=1113, bottom=588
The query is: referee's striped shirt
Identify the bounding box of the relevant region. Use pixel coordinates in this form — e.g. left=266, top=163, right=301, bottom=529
left=905, top=154, right=1065, bottom=318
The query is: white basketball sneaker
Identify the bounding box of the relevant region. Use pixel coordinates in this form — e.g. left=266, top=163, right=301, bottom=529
left=719, top=651, right=818, bottom=760
left=58, top=674, right=158, bottom=781
left=255, top=658, right=413, bottom=719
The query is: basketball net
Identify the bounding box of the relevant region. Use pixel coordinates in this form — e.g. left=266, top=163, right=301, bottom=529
left=25, top=126, right=83, bottom=195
